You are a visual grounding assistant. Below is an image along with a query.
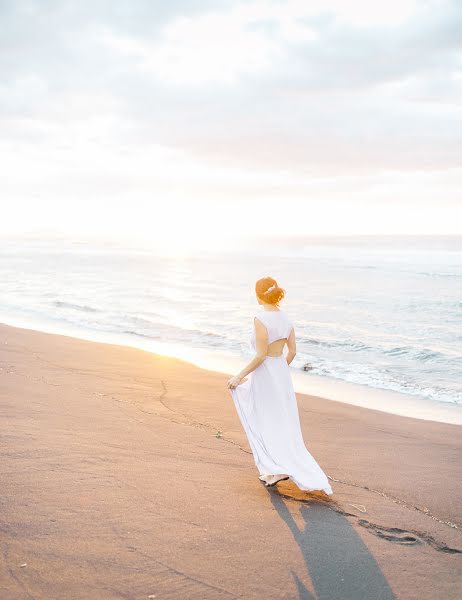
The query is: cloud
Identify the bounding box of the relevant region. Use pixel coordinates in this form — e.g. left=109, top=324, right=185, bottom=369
left=0, top=0, right=461, bottom=236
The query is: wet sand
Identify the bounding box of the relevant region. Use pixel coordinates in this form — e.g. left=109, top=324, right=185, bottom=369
left=1, top=322, right=461, bottom=599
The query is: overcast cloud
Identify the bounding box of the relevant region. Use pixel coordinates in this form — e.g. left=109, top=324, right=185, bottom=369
left=1, top=0, right=461, bottom=239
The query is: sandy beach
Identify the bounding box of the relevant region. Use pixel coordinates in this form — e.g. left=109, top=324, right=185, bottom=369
left=1, top=322, right=461, bottom=599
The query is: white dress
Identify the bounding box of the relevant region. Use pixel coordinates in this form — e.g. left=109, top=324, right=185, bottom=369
left=230, top=307, right=333, bottom=495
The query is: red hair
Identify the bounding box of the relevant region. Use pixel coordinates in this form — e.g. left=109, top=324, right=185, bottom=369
left=255, top=276, right=285, bottom=306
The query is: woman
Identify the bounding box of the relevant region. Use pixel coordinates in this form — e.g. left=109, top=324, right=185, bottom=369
left=227, top=276, right=333, bottom=494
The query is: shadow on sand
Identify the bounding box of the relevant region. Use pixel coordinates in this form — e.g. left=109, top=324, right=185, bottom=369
left=267, top=487, right=397, bottom=600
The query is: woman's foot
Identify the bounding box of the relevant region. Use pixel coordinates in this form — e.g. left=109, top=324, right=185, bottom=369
left=259, top=474, right=290, bottom=487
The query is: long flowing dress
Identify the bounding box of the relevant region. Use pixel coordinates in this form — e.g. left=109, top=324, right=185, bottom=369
left=229, top=307, right=333, bottom=495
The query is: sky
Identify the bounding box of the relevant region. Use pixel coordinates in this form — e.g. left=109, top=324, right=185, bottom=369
left=1, top=0, right=462, bottom=247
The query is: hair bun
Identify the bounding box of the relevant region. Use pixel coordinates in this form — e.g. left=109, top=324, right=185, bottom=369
left=255, top=277, right=285, bottom=306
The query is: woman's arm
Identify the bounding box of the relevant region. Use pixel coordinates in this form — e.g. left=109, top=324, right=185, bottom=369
left=227, top=318, right=268, bottom=390
left=286, top=326, right=297, bottom=365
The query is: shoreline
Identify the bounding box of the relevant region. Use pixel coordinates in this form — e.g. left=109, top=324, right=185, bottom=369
left=1, top=321, right=461, bottom=598
left=0, top=313, right=460, bottom=425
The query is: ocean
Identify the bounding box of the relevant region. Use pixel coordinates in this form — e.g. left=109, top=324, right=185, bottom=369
left=1, top=234, right=461, bottom=421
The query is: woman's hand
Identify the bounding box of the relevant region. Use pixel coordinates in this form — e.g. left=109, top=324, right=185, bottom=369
left=227, top=375, right=247, bottom=390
